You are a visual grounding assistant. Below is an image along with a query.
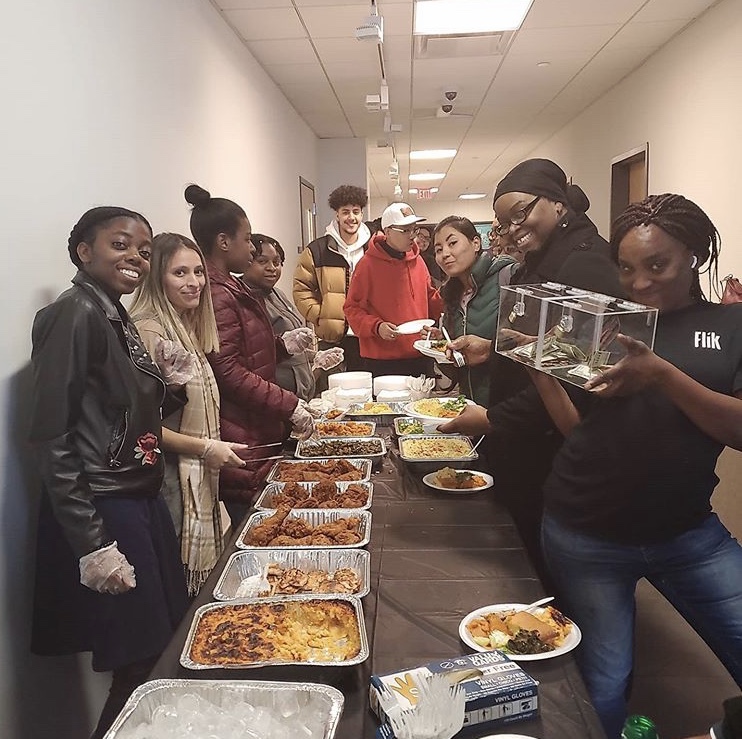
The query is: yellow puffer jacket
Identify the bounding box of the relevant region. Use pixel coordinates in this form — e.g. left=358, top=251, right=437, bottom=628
left=293, top=235, right=366, bottom=343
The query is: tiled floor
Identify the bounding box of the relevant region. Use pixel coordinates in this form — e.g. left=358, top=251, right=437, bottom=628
left=627, top=448, right=741, bottom=738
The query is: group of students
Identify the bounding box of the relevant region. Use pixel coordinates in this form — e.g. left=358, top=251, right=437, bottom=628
left=27, top=159, right=742, bottom=739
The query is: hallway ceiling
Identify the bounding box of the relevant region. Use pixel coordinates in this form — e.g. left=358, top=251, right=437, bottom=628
left=212, top=0, right=717, bottom=204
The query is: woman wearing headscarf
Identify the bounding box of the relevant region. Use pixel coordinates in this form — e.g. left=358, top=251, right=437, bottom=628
left=441, top=158, right=622, bottom=576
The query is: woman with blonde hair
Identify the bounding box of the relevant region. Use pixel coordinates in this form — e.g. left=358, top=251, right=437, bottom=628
left=131, top=232, right=246, bottom=596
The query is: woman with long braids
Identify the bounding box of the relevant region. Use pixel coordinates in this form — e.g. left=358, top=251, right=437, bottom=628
left=529, top=193, right=742, bottom=738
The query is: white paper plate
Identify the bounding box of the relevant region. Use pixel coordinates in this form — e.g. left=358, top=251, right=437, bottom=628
left=459, top=603, right=581, bottom=661
left=404, top=397, right=474, bottom=420
left=396, top=318, right=435, bottom=335
left=413, top=339, right=452, bottom=364
left=423, top=470, right=493, bottom=493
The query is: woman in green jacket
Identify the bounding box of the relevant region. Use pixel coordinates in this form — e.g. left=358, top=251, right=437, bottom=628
left=433, top=215, right=515, bottom=405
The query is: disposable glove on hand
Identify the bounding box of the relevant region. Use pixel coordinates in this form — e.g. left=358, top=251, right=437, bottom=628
left=312, top=347, right=344, bottom=371
left=79, top=541, right=137, bottom=595
left=283, top=327, right=315, bottom=355
left=154, top=338, right=197, bottom=386
left=289, top=401, right=316, bottom=439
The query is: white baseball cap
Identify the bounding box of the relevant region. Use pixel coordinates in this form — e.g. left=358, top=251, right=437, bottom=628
left=381, top=202, right=426, bottom=230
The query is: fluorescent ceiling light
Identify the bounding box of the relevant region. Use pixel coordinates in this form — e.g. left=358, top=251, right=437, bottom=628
left=414, top=0, right=533, bottom=35
left=409, top=172, right=445, bottom=181
left=458, top=192, right=487, bottom=200
left=410, top=148, right=457, bottom=160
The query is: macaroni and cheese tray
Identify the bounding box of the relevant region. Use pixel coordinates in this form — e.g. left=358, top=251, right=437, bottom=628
left=295, top=436, right=386, bottom=461
left=237, top=508, right=372, bottom=549
left=344, top=401, right=406, bottom=424
left=255, top=480, right=373, bottom=511
left=213, top=548, right=371, bottom=600
left=398, top=434, right=478, bottom=462
left=265, top=458, right=372, bottom=483
left=180, top=595, right=369, bottom=669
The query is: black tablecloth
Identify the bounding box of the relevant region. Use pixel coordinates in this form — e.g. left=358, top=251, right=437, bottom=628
left=150, top=436, right=606, bottom=738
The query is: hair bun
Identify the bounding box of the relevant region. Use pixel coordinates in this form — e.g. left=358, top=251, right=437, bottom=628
left=184, top=184, right=211, bottom=207
left=566, top=184, right=590, bottom=214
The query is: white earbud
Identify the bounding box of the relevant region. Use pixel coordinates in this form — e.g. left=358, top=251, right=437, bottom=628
left=690, top=254, right=698, bottom=270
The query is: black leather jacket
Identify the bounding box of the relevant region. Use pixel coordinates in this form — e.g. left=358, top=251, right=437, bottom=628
left=29, top=271, right=173, bottom=558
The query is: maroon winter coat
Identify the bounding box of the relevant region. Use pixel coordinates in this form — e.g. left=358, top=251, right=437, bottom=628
left=206, top=264, right=299, bottom=504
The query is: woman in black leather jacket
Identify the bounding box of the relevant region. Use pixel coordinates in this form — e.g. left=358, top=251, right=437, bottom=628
left=29, top=207, right=188, bottom=739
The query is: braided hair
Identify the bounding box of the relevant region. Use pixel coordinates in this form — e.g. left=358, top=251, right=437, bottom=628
left=68, top=206, right=152, bottom=268
left=610, top=193, right=720, bottom=303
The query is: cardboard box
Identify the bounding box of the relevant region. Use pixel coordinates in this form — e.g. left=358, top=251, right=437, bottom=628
left=370, top=650, right=538, bottom=737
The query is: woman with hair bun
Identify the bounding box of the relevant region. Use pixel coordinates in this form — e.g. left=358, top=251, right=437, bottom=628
left=29, top=207, right=188, bottom=738
left=441, top=158, right=622, bottom=579
left=531, top=194, right=742, bottom=737
left=184, top=184, right=316, bottom=526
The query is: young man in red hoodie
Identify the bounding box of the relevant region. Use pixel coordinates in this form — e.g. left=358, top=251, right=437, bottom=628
left=344, top=202, right=442, bottom=377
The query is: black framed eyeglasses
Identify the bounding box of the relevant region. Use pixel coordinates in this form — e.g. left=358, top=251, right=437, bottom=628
left=388, top=225, right=421, bottom=236
left=495, top=196, right=541, bottom=236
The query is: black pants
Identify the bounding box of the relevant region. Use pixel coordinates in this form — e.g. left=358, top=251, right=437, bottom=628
left=363, top=356, right=434, bottom=378
left=90, top=655, right=158, bottom=739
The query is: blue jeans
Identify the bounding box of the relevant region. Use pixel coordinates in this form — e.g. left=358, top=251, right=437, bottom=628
left=542, top=512, right=742, bottom=739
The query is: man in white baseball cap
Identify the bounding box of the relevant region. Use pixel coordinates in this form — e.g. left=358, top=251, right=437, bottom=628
left=344, top=203, right=442, bottom=376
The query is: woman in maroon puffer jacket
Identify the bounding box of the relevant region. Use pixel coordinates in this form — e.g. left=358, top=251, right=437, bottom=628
left=184, top=184, right=315, bottom=525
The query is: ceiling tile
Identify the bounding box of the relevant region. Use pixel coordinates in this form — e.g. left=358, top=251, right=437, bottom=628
left=608, top=18, right=690, bottom=49
left=246, top=38, right=316, bottom=66
left=311, top=37, right=381, bottom=64
left=523, top=0, right=644, bottom=28
left=299, top=3, right=413, bottom=40
left=279, top=81, right=339, bottom=112
left=632, top=0, right=718, bottom=23
left=225, top=7, right=305, bottom=41
left=509, top=24, right=621, bottom=56
left=217, top=0, right=294, bottom=8
left=264, top=61, right=326, bottom=85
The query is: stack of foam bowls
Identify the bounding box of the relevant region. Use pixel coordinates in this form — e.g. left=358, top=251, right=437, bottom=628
left=374, top=375, right=412, bottom=403
left=328, top=372, right=373, bottom=408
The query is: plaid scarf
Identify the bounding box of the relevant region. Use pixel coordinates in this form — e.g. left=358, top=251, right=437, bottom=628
left=135, top=319, right=226, bottom=596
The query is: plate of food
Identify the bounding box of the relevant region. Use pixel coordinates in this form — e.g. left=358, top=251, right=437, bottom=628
left=459, top=602, right=580, bottom=661
left=404, top=395, right=472, bottom=420
left=413, top=339, right=453, bottom=364
left=396, top=318, right=436, bottom=335
left=423, top=467, right=493, bottom=493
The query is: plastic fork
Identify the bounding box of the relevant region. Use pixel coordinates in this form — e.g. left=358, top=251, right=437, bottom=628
left=440, top=326, right=465, bottom=368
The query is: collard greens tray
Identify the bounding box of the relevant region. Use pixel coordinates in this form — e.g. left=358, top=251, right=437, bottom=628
left=213, top=548, right=371, bottom=600
left=265, top=457, right=372, bottom=483
left=255, top=480, right=373, bottom=511
left=103, top=679, right=344, bottom=738
left=180, top=595, right=369, bottom=669
left=237, top=508, right=372, bottom=550
left=295, top=436, right=386, bottom=460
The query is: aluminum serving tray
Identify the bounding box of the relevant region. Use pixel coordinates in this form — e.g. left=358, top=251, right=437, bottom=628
left=315, top=420, right=376, bottom=437
left=295, top=436, right=386, bottom=461
left=103, top=679, right=344, bottom=739
left=237, top=508, right=372, bottom=550
left=265, top=457, right=372, bottom=483
left=344, top=401, right=407, bottom=425
left=398, top=434, right=479, bottom=463
left=180, top=594, right=369, bottom=670
left=213, top=548, right=371, bottom=600
left=255, top=480, right=374, bottom=511
left=393, top=416, right=444, bottom=436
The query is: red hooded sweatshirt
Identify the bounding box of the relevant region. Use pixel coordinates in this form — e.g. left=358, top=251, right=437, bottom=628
left=343, top=233, right=442, bottom=360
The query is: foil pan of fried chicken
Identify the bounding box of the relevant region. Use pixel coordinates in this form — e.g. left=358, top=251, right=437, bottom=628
left=213, top=548, right=371, bottom=600
left=315, top=420, right=376, bottom=437
left=237, top=507, right=371, bottom=549
left=295, top=436, right=386, bottom=461
left=255, top=480, right=373, bottom=512
left=265, top=458, right=372, bottom=484
left=180, top=595, right=369, bottom=669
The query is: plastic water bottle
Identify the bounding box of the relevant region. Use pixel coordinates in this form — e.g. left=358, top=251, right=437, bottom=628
left=621, top=714, right=659, bottom=739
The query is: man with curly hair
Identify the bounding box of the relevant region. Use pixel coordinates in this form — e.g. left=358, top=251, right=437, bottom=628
left=293, top=184, right=372, bottom=376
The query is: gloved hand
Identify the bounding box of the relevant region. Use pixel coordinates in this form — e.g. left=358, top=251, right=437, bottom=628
left=154, top=338, right=197, bottom=386
left=311, top=347, right=344, bottom=372
left=201, top=439, right=248, bottom=469
left=289, top=401, right=316, bottom=439
left=283, top=327, right=315, bottom=355
left=79, top=541, right=137, bottom=595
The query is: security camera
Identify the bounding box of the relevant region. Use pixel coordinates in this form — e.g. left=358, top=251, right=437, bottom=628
left=441, top=103, right=454, bottom=114
left=443, top=90, right=458, bottom=101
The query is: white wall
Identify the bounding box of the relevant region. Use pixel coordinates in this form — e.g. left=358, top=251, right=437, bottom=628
left=317, top=138, right=369, bottom=231
left=528, top=0, right=742, bottom=280
left=0, top=1, right=318, bottom=737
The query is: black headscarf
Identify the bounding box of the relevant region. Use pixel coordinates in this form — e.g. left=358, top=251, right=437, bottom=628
left=493, top=158, right=590, bottom=214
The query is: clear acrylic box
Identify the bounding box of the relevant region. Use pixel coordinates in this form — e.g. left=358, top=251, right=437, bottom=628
left=495, top=282, right=658, bottom=387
